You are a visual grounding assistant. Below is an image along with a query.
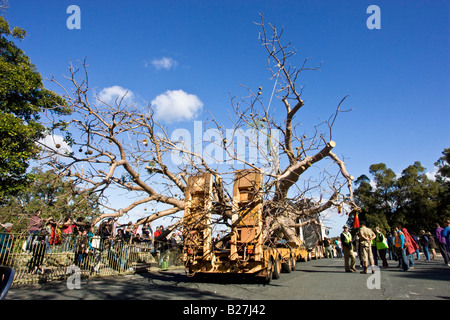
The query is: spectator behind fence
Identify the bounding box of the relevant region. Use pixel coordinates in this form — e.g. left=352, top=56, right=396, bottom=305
left=0, top=222, right=13, bottom=266
left=75, top=226, right=90, bottom=267
left=26, top=209, right=43, bottom=251
left=29, top=230, right=47, bottom=274
left=98, top=218, right=114, bottom=240
left=46, top=219, right=62, bottom=245
left=62, top=216, right=75, bottom=235
left=154, top=226, right=162, bottom=239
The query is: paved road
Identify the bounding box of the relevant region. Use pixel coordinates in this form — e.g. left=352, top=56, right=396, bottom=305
left=6, top=256, right=450, bottom=301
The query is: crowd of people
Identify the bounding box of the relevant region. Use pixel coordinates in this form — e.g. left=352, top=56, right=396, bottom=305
left=0, top=210, right=184, bottom=272
left=335, top=219, right=450, bottom=273
left=2, top=209, right=450, bottom=277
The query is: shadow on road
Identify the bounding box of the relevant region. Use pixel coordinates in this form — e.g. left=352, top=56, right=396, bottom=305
left=140, top=270, right=272, bottom=285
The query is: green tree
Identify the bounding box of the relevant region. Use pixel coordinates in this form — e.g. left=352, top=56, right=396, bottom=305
left=0, top=15, right=68, bottom=202
left=396, top=161, right=440, bottom=232
left=0, top=168, right=101, bottom=232
left=435, top=148, right=450, bottom=218
left=353, top=165, right=395, bottom=231
left=354, top=158, right=444, bottom=234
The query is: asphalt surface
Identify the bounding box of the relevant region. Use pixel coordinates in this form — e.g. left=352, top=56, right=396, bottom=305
left=5, top=255, right=450, bottom=301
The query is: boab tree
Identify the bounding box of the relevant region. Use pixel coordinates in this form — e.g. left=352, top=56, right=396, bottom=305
left=39, top=15, right=360, bottom=245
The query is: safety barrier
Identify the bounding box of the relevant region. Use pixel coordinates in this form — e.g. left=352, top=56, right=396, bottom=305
left=0, top=232, right=183, bottom=286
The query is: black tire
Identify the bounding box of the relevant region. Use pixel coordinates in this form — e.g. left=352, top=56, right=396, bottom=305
left=282, top=259, right=292, bottom=273
left=273, top=257, right=281, bottom=279
left=291, top=256, right=297, bottom=271
left=263, top=258, right=273, bottom=284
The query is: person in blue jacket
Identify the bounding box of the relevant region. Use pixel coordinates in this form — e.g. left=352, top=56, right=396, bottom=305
left=442, top=220, right=450, bottom=259
left=393, top=225, right=409, bottom=271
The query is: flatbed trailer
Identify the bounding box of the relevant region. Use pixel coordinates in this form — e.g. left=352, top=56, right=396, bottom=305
left=182, top=169, right=312, bottom=283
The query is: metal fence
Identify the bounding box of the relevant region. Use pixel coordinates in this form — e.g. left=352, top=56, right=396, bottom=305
left=0, top=232, right=184, bottom=286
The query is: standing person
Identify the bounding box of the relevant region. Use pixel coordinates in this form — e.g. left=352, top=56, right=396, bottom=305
left=434, top=223, right=450, bottom=265
left=323, top=237, right=333, bottom=258
left=98, top=218, right=115, bottom=249
left=340, top=225, right=356, bottom=272
left=358, top=221, right=376, bottom=274
left=334, top=239, right=343, bottom=258
left=98, top=218, right=112, bottom=240
left=375, top=227, right=389, bottom=267
left=154, top=226, right=162, bottom=251
left=29, top=209, right=43, bottom=232
left=61, top=215, right=77, bottom=252
left=394, top=225, right=409, bottom=271
left=371, top=238, right=378, bottom=266
left=26, top=209, right=43, bottom=251
left=154, top=226, right=161, bottom=238
left=353, top=230, right=362, bottom=267
left=387, top=232, right=395, bottom=260
left=48, top=219, right=61, bottom=245
left=28, top=230, right=47, bottom=275
left=113, top=229, right=128, bottom=271
left=419, top=230, right=430, bottom=261
left=427, top=231, right=437, bottom=260
left=75, top=227, right=89, bottom=267
left=411, top=233, right=421, bottom=260
left=442, top=220, right=450, bottom=253
left=402, top=228, right=418, bottom=270
left=0, top=222, right=14, bottom=266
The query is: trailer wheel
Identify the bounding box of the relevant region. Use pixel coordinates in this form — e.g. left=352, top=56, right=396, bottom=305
left=264, top=258, right=273, bottom=284
left=273, top=257, right=281, bottom=279
left=291, top=256, right=296, bottom=271
left=282, top=259, right=291, bottom=273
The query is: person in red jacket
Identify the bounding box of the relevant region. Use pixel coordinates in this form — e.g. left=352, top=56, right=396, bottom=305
left=402, top=227, right=418, bottom=270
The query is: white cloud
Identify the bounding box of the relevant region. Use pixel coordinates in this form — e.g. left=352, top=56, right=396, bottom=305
left=151, top=90, right=203, bottom=123
left=39, top=134, right=72, bottom=155
left=426, top=168, right=438, bottom=181
left=150, top=57, right=177, bottom=70
left=97, top=85, right=135, bottom=104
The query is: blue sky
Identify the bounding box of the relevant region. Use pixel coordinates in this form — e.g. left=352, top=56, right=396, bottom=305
left=6, top=1, right=449, bottom=236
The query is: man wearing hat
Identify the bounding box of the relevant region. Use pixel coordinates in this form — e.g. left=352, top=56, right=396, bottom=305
left=340, top=225, right=357, bottom=272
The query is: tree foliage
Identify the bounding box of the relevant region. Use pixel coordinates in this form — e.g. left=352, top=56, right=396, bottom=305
left=353, top=151, right=449, bottom=234
left=0, top=15, right=68, bottom=202
left=0, top=168, right=101, bottom=233
left=435, top=148, right=450, bottom=217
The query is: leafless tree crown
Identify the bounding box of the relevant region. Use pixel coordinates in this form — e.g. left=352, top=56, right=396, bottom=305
left=40, top=14, right=360, bottom=243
